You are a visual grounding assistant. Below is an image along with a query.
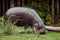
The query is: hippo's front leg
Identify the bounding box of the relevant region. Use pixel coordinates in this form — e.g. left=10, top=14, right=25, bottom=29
left=31, top=26, right=35, bottom=34
left=24, top=25, right=28, bottom=34
left=32, top=23, right=39, bottom=34
left=31, top=24, right=38, bottom=34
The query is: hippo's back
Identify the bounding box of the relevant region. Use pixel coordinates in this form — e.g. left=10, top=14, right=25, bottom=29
left=6, top=7, right=33, bottom=16
left=5, top=7, right=45, bottom=27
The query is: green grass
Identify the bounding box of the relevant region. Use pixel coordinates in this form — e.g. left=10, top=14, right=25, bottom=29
left=0, top=17, right=60, bottom=40
left=0, top=28, right=60, bottom=40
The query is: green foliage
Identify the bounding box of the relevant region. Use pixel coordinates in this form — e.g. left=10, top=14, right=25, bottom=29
left=25, top=1, right=47, bottom=13
left=3, top=21, right=16, bottom=35
left=37, top=11, right=46, bottom=22
left=0, top=17, right=18, bottom=35
left=45, top=14, right=52, bottom=25
left=0, top=17, right=4, bottom=33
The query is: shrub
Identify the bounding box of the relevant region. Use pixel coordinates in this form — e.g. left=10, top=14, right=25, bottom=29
left=45, top=14, right=52, bottom=25
left=0, top=17, right=18, bottom=35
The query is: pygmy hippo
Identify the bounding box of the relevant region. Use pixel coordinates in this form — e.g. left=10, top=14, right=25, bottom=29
left=4, top=7, right=46, bottom=34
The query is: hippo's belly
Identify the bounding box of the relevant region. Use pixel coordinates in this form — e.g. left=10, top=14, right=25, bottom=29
left=9, top=13, right=34, bottom=26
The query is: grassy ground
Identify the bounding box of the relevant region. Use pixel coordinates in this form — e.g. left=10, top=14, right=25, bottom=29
left=0, top=17, right=60, bottom=40
left=0, top=27, right=60, bottom=40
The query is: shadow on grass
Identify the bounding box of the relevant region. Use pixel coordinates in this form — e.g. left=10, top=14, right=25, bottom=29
left=48, top=30, right=60, bottom=33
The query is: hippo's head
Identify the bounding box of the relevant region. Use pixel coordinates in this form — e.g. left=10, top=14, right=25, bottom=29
left=33, top=23, right=46, bottom=34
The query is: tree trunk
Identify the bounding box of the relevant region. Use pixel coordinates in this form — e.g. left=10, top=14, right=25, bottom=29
left=0, top=0, right=3, bottom=16
left=57, top=0, right=59, bottom=21
left=57, top=0, right=59, bottom=16
left=22, top=0, right=24, bottom=7
left=10, top=0, right=14, bottom=7
left=45, top=26, right=60, bottom=31
left=14, top=0, right=18, bottom=6
left=20, top=0, right=24, bottom=7
left=46, top=0, right=49, bottom=13
left=4, top=0, right=10, bottom=13
left=52, top=0, right=54, bottom=25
